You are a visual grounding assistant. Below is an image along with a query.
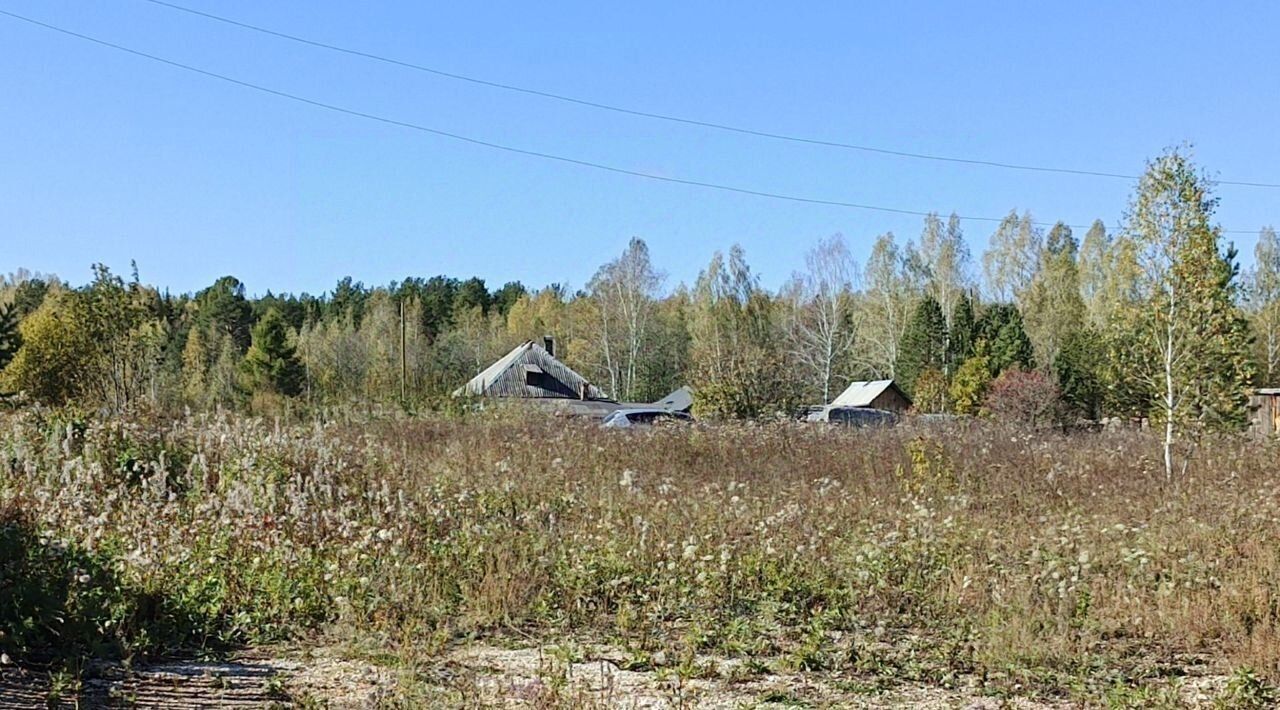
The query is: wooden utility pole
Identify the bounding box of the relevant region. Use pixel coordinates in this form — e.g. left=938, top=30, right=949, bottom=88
left=399, top=299, right=408, bottom=404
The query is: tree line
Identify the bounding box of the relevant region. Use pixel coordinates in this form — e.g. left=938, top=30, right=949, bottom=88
left=0, top=151, right=1276, bottom=460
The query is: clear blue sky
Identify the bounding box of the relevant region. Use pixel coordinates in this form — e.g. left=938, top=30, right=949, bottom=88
left=3, top=0, right=1277, bottom=296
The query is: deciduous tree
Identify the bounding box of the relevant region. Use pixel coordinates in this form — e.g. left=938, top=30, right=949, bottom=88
left=1023, top=222, right=1085, bottom=369
left=949, top=355, right=991, bottom=415
left=1247, top=226, right=1280, bottom=385
left=588, top=238, right=664, bottom=401
left=785, top=234, right=860, bottom=402
left=855, top=233, right=918, bottom=377
left=1125, top=148, right=1254, bottom=479
left=983, top=210, right=1041, bottom=304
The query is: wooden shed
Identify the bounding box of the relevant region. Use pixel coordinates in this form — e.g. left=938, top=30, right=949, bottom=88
left=828, top=379, right=913, bottom=414
left=453, top=340, right=609, bottom=401
left=1252, top=388, right=1280, bottom=436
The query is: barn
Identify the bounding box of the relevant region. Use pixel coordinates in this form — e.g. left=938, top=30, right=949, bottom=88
left=828, top=379, right=913, bottom=414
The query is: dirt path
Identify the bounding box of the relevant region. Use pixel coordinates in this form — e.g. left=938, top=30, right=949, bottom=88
left=0, top=645, right=1230, bottom=708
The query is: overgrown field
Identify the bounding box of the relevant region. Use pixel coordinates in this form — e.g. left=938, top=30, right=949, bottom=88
left=2, top=409, right=1279, bottom=706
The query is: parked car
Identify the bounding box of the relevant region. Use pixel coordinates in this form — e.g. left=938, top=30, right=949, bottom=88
left=806, top=406, right=899, bottom=427
left=602, top=408, right=695, bottom=429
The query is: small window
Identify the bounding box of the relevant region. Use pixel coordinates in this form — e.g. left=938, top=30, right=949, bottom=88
left=523, top=364, right=545, bottom=386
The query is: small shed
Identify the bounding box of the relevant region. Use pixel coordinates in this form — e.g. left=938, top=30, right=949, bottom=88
left=1252, top=388, right=1280, bottom=436
left=453, top=340, right=609, bottom=401
left=829, top=379, right=912, bottom=414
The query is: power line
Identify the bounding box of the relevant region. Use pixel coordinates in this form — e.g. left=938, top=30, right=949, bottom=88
left=0, top=9, right=1264, bottom=236
left=137, top=0, right=1280, bottom=190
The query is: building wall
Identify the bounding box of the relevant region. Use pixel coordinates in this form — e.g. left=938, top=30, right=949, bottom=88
left=870, top=389, right=912, bottom=414
left=1253, top=394, right=1280, bottom=436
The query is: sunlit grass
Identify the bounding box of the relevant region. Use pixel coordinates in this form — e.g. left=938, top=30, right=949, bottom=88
left=2, top=407, right=1278, bottom=703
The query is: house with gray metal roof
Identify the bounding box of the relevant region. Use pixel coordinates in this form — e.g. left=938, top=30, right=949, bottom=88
left=828, top=379, right=912, bottom=413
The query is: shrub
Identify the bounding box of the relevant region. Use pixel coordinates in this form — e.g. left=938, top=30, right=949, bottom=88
left=984, top=367, right=1067, bottom=428
left=948, top=356, right=991, bottom=415
left=0, top=499, right=218, bottom=666
left=911, top=368, right=949, bottom=413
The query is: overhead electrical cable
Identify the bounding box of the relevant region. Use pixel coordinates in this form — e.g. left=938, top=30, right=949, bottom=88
left=135, top=0, right=1280, bottom=190
left=0, top=9, right=1264, bottom=235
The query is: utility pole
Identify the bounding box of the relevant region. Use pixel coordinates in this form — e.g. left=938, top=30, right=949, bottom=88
left=399, top=298, right=407, bottom=404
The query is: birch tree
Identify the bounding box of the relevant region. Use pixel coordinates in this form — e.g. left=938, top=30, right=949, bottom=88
left=855, top=233, right=919, bottom=377
left=784, top=234, right=860, bottom=402
left=1248, top=226, right=1280, bottom=385
left=983, top=210, right=1042, bottom=304
left=1078, top=219, right=1111, bottom=328
left=588, top=238, right=664, bottom=401
left=1126, top=149, right=1253, bottom=480
left=920, top=213, right=971, bottom=329
left=689, top=245, right=797, bottom=418
left=1022, top=222, right=1085, bottom=369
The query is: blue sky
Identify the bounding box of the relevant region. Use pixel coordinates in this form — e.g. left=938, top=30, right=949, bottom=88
left=3, top=1, right=1277, bottom=296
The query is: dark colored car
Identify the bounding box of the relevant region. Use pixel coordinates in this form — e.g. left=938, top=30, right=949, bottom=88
left=807, top=406, right=900, bottom=427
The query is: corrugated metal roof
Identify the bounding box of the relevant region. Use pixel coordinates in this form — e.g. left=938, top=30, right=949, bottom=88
left=830, top=379, right=903, bottom=407
left=652, top=386, right=694, bottom=412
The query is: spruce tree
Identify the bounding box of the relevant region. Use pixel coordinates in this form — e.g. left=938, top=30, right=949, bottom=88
left=977, top=304, right=1035, bottom=375
left=948, top=292, right=977, bottom=371
left=243, top=309, right=305, bottom=397
left=1054, top=328, right=1104, bottom=420
left=895, top=296, right=947, bottom=395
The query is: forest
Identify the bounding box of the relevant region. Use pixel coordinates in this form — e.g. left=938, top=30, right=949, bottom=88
left=0, top=150, right=1276, bottom=438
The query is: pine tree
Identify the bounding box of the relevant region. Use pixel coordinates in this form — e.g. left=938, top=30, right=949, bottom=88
left=895, top=296, right=947, bottom=395
left=194, top=276, right=254, bottom=351
left=0, top=303, right=19, bottom=372
left=243, top=309, right=305, bottom=397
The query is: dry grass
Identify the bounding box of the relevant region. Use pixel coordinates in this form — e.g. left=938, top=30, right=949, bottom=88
left=2, top=407, right=1279, bottom=706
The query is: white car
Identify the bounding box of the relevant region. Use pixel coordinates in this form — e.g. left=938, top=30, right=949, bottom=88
left=602, top=408, right=694, bottom=428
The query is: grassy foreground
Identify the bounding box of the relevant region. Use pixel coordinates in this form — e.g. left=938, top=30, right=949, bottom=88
left=2, top=408, right=1279, bottom=706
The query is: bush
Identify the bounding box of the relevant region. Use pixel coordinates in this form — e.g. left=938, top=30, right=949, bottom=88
left=984, top=368, right=1067, bottom=428
left=0, top=499, right=219, bottom=666
left=911, top=368, right=949, bottom=413
left=949, top=356, right=991, bottom=415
